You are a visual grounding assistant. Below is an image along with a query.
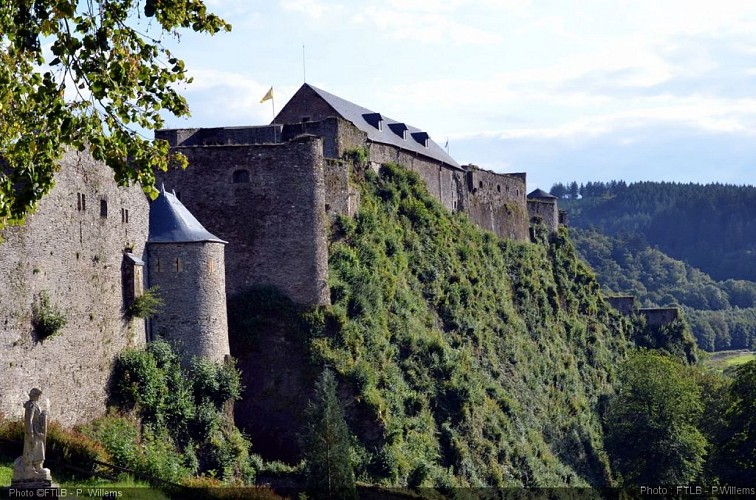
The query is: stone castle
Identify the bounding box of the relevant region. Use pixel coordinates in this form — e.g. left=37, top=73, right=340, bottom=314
left=0, top=84, right=562, bottom=424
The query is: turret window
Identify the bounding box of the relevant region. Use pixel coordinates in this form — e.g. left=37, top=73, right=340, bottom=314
left=175, top=258, right=183, bottom=272
left=100, top=199, right=108, bottom=218
left=232, top=169, right=250, bottom=183
left=77, top=193, right=86, bottom=211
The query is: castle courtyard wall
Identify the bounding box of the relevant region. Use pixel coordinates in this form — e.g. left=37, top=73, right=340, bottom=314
left=0, top=151, right=149, bottom=425
left=154, top=137, right=330, bottom=306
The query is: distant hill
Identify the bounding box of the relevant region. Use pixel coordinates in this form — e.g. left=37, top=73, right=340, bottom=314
left=569, top=227, right=756, bottom=351
left=553, top=181, right=756, bottom=281
left=554, top=179, right=756, bottom=352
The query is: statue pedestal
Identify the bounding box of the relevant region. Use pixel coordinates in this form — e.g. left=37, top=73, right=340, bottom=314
left=8, top=458, right=59, bottom=496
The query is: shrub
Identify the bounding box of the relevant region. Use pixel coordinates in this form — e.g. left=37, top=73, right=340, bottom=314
left=127, top=286, right=164, bottom=319
left=32, top=290, right=67, bottom=340
left=106, top=340, right=250, bottom=484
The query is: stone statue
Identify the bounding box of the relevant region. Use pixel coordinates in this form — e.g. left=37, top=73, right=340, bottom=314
left=12, top=388, right=52, bottom=485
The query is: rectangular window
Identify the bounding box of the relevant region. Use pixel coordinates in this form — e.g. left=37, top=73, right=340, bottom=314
left=100, top=199, right=108, bottom=218
left=175, top=258, right=183, bottom=272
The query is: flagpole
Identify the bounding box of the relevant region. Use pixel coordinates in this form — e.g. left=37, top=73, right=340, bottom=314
left=271, top=97, right=275, bottom=121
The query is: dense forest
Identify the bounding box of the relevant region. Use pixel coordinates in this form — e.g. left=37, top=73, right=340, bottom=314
left=553, top=181, right=756, bottom=352
left=552, top=181, right=756, bottom=281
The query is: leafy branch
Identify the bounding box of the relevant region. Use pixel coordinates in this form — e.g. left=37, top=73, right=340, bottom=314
left=0, top=1, right=231, bottom=228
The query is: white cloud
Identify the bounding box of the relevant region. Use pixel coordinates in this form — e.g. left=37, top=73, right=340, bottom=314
left=352, top=2, right=503, bottom=44
left=280, top=0, right=339, bottom=19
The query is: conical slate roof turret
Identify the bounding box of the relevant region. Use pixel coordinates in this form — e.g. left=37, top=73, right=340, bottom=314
left=148, top=186, right=227, bottom=244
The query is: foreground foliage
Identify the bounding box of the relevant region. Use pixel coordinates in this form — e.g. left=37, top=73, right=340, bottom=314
left=0, top=1, right=230, bottom=228
left=296, top=163, right=632, bottom=487
left=97, top=340, right=252, bottom=484
left=605, top=351, right=706, bottom=484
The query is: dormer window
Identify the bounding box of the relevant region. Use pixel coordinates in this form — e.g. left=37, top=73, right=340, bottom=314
left=363, top=112, right=384, bottom=131
left=389, top=122, right=408, bottom=140
left=411, top=131, right=430, bottom=147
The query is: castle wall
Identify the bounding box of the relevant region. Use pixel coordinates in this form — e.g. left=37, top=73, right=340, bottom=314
left=0, top=150, right=149, bottom=425
left=640, top=307, right=680, bottom=327
left=606, top=296, right=636, bottom=316
left=154, top=136, right=330, bottom=306
left=147, top=242, right=230, bottom=363
left=273, top=85, right=338, bottom=126
left=157, top=126, right=282, bottom=147
left=463, top=169, right=529, bottom=241
left=324, top=159, right=359, bottom=218
left=527, top=199, right=559, bottom=234
left=368, top=142, right=462, bottom=211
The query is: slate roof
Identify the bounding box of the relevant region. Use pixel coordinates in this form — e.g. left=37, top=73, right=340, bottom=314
left=124, top=253, right=145, bottom=266
left=300, top=84, right=462, bottom=170
left=148, top=186, right=227, bottom=244
left=527, top=188, right=557, bottom=200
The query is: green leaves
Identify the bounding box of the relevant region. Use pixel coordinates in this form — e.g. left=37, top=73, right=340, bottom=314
left=605, top=351, right=707, bottom=484
left=0, top=0, right=230, bottom=228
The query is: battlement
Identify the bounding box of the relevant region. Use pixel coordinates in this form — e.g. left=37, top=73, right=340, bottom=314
left=156, top=125, right=283, bottom=147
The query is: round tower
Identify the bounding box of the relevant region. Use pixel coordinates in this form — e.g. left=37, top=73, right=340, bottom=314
left=146, top=187, right=230, bottom=363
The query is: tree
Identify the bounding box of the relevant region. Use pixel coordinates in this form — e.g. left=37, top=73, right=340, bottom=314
left=605, top=351, right=707, bottom=485
left=301, top=368, right=357, bottom=499
left=549, top=182, right=566, bottom=199
left=0, top=1, right=230, bottom=228
left=569, top=181, right=579, bottom=199
left=714, top=360, right=756, bottom=484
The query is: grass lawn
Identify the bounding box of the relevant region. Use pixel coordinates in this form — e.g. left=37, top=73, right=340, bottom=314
left=2, top=458, right=168, bottom=499
left=705, top=350, right=756, bottom=373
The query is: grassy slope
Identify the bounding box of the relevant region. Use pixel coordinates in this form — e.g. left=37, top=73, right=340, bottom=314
left=298, top=164, right=632, bottom=487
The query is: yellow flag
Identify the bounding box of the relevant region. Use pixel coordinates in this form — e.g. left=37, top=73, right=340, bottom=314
left=260, top=87, right=273, bottom=103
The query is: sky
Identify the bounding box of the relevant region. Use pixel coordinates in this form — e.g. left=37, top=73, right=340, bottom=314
left=159, top=0, right=756, bottom=191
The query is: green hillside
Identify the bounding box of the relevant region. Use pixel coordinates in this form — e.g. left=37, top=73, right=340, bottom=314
left=234, top=163, right=639, bottom=487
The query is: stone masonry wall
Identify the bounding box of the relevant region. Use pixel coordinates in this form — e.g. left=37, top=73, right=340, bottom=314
left=527, top=199, right=559, bottom=234
left=147, top=242, right=230, bottom=363
left=463, top=168, right=529, bottom=241
left=155, top=136, right=329, bottom=306
left=0, top=150, right=149, bottom=425
left=640, top=307, right=680, bottom=327
left=367, top=142, right=462, bottom=211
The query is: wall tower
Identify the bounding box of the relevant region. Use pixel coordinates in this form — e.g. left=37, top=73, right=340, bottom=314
left=146, top=187, right=230, bottom=363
